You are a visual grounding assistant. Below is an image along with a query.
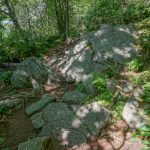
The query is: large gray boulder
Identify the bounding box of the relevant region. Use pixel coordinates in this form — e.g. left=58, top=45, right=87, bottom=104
left=71, top=102, right=110, bottom=136
left=122, top=97, right=147, bottom=129
left=87, top=24, right=137, bottom=65
left=11, top=57, right=48, bottom=88
left=26, top=94, right=56, bottom=116
left=49, top=38, right=106, bottom=82
left=62, top=90, right=88, bottom=104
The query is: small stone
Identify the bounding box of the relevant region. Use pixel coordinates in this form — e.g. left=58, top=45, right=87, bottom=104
left=31, top=112, right=46, bottom=129
left=26, top=94, right=56, bottom=116
left=123, top=84, right=134, bottom=93
left=62, top=90, right=88, bottom=104
left=133, top=88, right=144, bottom=98
left=106, top=79, right=116, bottom=93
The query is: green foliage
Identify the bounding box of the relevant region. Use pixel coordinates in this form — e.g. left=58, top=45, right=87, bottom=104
left=92, top=73, right=108, bottom=94
left=93, top=91, right=113, bottom=107
left=105, top=66, right=118, bottom=78
left=128, top=59, right=143, bottom=71
left=129, top=18, right=150, bottom=72
left=85, top=0, right=150, bottom=31
left=75, top=82, right=86, bottom=93
left=130, top=70, right=150, bottom=85
left=135, top=82, right=150, bottom=149
left=0, top=71, right=12, bottom=85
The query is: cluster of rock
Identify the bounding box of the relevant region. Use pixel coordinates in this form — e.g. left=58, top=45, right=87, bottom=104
left=48, top=24, right=138, bottom=83
left=18, top=91, right=110, bottom=149
left=11, top=24, right=138, bottom=90
left=9, top=24, right=148, bottom=149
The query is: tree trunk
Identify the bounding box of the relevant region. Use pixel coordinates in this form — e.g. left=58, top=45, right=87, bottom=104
left=4, top=0, right=29, bottom=45
left=53, top=0, right=69, bottom=37
left=64, top=0, right=69, bottom=37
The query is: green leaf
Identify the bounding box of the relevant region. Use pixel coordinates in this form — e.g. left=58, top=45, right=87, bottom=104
left=144, top=140, right=150, bottom=145
left=141, top=125, right=150, bottom=132
left=141, top=131, right=150, bottom=137
left=131, top=131, right=139, bottom=138
left=144, top=109, right=150, bottom=115
left=144, top=97, right=150, bottom=103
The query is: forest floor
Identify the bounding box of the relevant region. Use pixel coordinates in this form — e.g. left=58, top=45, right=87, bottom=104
left=0, top=75, right=143, bottom=150
left=0, top=41, right=144, bottom=150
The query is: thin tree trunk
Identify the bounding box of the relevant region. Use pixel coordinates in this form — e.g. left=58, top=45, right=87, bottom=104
left=64, top=0, right=69, bottom=37
left=4, top=0, right=29, bottom=45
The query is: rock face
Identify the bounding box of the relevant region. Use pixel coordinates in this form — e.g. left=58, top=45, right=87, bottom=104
left=122, top=97, right=147, bottom=129
left=62, top=90, right=88, bottom=104
left=48, top=24, right=137, bottom=83
left=11, top=57, right=48, bottom=88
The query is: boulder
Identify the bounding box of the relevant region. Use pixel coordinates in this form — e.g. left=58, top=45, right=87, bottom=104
left=37, top=101, right=110, bottom=146
left=87, top=24, right=137, bottom=65
left=39, top=121, right=88, bottom=146
left=122, top=97, right=147, bottom=129
left=62, top=90, right=88, bottom=104
left=51, top=38, right=106, bottom=82
left=42, top=102, right=74, bottom=123
left=26, top=94, right=56, bottom=116
left=11, top=57, right=48, bottom=88
left=18, top=136, right=49, bottom=150
left=71, top=102, right=110, bottom=136
left=31, top=112, right=46, bottom=129
left=49, top=24, right=138, bottom=83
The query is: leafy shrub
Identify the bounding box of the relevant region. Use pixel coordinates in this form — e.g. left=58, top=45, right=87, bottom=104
left=92, top=73, right=108, bottom=94
left=130, top=70, right=150, bottom=85
left=85, top=0, right=150, bottom=31
left=128, top=59, right=143, bottom=71
left=93, top=91, right=113, bottom=107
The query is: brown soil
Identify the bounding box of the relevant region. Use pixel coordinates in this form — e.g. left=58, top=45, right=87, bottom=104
left=71, top=120, right=142, bottom=150
left=0, top=108, right=37, bottom=150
